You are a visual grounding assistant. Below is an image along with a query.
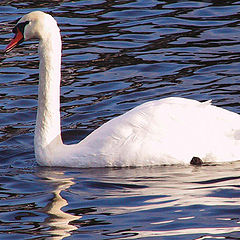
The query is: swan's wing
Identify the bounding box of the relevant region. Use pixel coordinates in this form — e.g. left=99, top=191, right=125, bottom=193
left=77, top=97, right=240, bottom=166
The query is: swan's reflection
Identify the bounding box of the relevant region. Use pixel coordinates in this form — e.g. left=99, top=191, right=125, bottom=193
left=38, top=169, right=80, bottom=240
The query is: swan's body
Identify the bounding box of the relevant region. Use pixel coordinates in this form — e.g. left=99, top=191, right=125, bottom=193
left=5, top=11, right=240, bottom=167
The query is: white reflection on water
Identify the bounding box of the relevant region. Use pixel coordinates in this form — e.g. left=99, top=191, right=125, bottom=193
left=88, top=163, right=240, bottom=239
left=38, top=171, right=80, bottom=240
left=127, top=227, right=240, bottom=239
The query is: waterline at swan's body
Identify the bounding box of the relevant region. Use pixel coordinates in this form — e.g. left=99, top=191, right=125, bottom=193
left=5, top=11, right=240, bottom=168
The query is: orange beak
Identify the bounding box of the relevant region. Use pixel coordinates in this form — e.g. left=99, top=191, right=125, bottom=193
left=5, top=27, right=24, bottom=53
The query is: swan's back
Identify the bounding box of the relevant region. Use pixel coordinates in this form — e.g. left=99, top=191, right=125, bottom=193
left=61, top=97, right=240, bottom=167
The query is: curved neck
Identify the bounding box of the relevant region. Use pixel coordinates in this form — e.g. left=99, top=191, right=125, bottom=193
left=34, top=30, right=62, bottom=152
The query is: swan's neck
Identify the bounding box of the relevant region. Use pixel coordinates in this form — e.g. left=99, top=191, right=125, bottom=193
left=34, top=29, right=63, bottom=162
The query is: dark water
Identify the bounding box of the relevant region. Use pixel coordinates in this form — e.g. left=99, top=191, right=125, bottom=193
left=0, top=0, right=240, bottom=239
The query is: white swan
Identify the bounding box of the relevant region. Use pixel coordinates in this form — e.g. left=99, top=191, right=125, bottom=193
left=5, top=11, right=240, bottom=167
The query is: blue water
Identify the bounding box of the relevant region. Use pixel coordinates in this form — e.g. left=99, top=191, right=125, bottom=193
left=0, top=0, right=240, bottom=239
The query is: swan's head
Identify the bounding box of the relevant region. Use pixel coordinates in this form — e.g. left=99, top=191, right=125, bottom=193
left=5, top=11, right=58, bottom=53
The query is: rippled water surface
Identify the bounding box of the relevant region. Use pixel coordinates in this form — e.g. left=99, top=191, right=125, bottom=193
left=1, top=0, right=240, bottom=239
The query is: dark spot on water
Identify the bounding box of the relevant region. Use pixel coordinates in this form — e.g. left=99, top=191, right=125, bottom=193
left=83, top=181, right=147, bottom=190
left=193, top=176, right=240, bottom=184
left=190, top=156, right=203, bottom=166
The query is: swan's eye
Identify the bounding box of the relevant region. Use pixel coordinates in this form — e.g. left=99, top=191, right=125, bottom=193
left=12, top=21, right=30, bottom=34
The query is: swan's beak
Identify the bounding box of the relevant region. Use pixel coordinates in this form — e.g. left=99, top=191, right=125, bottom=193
left=5, top=27, right=24, bottom=53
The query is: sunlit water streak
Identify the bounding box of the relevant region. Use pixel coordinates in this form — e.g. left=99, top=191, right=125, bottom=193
left=0, top=0, right=240, bottom=239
